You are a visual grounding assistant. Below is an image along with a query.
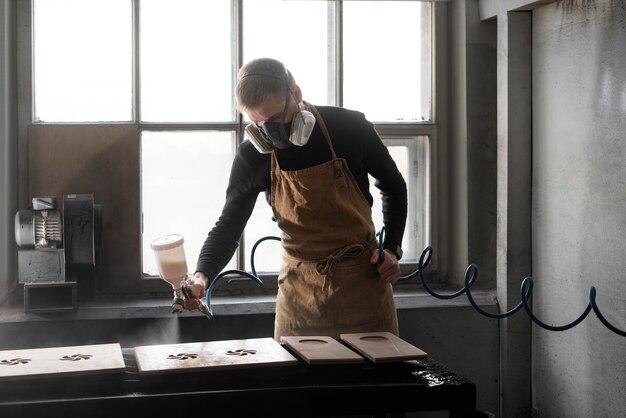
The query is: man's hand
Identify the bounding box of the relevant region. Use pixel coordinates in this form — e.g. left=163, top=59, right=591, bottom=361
left=183, top=272, right=209, bottom=311
left=370, top=249, right=401, bottom=284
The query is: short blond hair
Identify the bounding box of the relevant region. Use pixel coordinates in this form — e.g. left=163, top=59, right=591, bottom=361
left=236, top=58, right=296, bottom=113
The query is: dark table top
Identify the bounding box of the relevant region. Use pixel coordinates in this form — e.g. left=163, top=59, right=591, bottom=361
left=0, top=347, right=478, bottom=417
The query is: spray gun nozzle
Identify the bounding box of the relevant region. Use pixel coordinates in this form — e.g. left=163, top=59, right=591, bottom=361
left=171, top=297, right=185, bottom=314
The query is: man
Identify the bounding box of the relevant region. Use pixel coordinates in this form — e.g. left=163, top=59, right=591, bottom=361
left=186, top=57, right=407, bottom=340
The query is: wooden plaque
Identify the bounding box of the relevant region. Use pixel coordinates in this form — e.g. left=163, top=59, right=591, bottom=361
left=281, top=335, right=364, bottom=364
left=340, top=332, right=428, bottom=363
left=134, top=337, right=298, bottom=375
left=0, top=343, right=125, bottom=381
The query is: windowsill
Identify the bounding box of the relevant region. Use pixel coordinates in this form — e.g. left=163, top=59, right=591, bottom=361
left=0, top=288, right=498, bottom=324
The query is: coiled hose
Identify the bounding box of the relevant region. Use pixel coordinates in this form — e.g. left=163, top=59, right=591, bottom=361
left=206, top=229, right=624, bottom=337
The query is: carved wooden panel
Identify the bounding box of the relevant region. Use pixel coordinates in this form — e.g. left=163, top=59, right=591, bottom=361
left=134, top=337, right=298, bottom=375
left=0, top=343, right=125, bottom=381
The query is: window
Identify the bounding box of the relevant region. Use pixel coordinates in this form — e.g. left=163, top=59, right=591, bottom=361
left=25, top=0, right=434, bottom=293
left=33, top=0, right=132, bottom=122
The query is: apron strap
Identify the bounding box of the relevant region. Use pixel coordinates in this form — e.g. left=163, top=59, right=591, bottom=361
left=315, top=239, right=378, bottom=275
left=315, top=240, right=377, bottom=291
left=304, top=102, right=337, bottom=160
left=316, top=243, right=365, bottom=276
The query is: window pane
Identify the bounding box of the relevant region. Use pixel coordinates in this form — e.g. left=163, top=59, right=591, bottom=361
left=141, top=131, right=236, bottom=276
left=343, top=1, right=431, bottom=122
left=33, top=0, right=132, bottom=122
left=243, top=0, right=331, bottom=107
left=370, top=146, right=411, bottom=258
left=370, top=137, right=430, bottom=262
left=140, top=0, right=233, bottom=122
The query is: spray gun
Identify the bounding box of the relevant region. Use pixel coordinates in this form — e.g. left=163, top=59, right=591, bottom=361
left=151, top=234, right=211, bottom=318
left=180, top=279, right=211, bottom=318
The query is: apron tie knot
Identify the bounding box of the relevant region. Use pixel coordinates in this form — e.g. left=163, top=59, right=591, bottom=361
left=315, top=244, right=365, bottom=277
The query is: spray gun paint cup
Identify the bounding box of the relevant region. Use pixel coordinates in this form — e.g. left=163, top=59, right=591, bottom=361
left=151, top=234, right=188, bottom=313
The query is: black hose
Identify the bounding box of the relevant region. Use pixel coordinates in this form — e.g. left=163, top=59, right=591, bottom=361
left=206, top=231, right=625, bottom=337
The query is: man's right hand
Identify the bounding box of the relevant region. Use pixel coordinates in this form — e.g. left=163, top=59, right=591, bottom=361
left=183, top=272, right=209, bottom=311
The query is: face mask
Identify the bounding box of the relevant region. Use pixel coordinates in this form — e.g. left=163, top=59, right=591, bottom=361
left=257, top=108, right=315, bottom=150
left=256, top=90, right=292, bottom=149
left=260, top=121, right=292, bottom=149
left=245, top=102, right=316, bottom=154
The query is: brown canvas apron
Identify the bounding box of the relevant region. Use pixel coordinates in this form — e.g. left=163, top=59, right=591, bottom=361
left=271, top=104, right=399, bottom=340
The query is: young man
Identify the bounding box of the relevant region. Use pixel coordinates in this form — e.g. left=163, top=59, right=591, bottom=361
left=186, top=57, right=407, bottom=340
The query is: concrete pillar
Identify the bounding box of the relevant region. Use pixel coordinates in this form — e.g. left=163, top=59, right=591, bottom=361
left=496, top=10, right=533, bottom=418
left=0, top=0, right=17, bottom=306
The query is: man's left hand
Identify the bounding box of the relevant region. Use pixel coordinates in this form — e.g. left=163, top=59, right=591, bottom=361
left=370, top=249, right=401, bottom=284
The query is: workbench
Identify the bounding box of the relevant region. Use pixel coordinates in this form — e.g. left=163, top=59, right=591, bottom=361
left=0, top=347, right=486, bottom=417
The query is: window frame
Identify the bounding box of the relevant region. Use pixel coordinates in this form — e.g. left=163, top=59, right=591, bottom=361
left=16, top=0, right=442, bottom=297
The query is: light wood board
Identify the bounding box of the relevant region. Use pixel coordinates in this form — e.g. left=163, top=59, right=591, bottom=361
left=340, top=332, right=428, bottom=363
left=281, top=336, right=364, bottom=364
left=134, top=337, right=298, bottom=375
left=0, top=343, right=125, bottom=381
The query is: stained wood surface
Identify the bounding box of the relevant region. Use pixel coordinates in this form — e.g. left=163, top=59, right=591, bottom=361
left=0, top=343, right=125, bottom=381
left=134, top=337, right=298, bottom=375
left=28, top=124, right=148, bottom=293
left=340, top=332, right=428, bottom=363
left=280, top=336, right=364, bottom=364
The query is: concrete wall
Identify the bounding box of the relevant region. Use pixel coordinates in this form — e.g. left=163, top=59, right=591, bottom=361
left=496, top=9, right=534, bottom=418
left=532, top=1, right=626, bottom=417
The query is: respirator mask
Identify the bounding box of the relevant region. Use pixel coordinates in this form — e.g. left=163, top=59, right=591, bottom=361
left=246, top=103, right=316, bottom=153
left=242, top=71, right=316, bottom=154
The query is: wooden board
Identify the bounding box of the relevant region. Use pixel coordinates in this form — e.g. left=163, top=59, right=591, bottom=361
left=340, top=332, right=428, bottom=363
left=281, top=336, right=364, bottom=365
left=134, top=337, right=298, bottom=375
left=28, top=125, right=143, bottom=291
left=0, top=343, right=125, bottom=381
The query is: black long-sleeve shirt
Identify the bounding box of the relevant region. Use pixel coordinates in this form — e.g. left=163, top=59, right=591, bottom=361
left=196, top=105, right=407, bottom=281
